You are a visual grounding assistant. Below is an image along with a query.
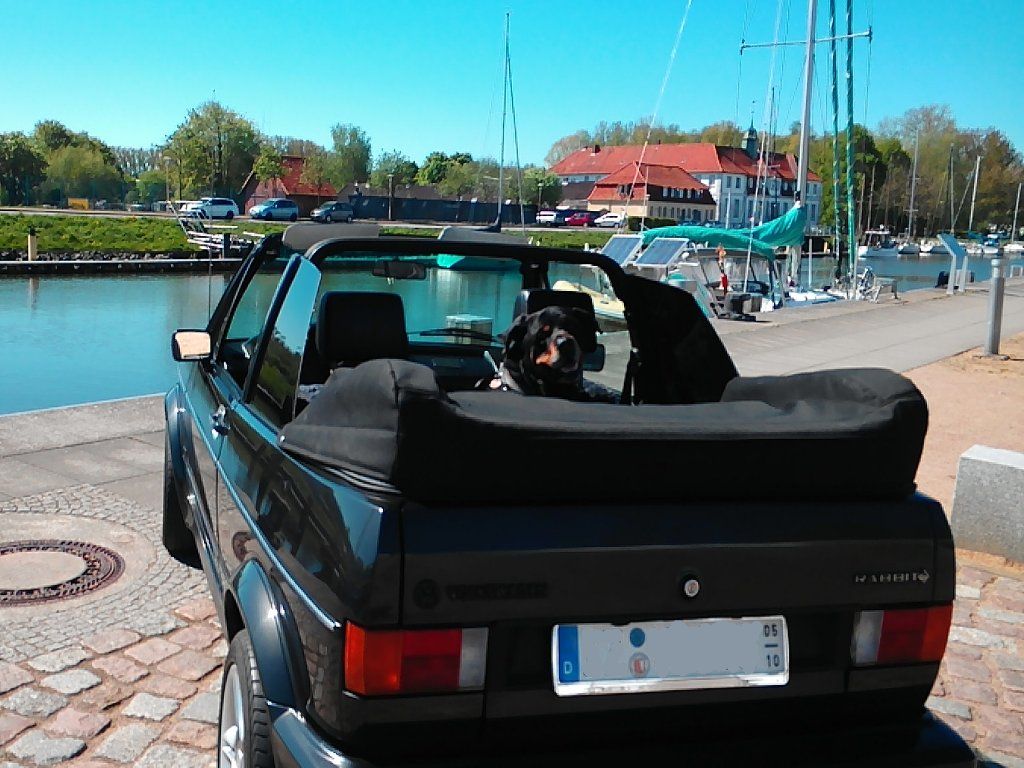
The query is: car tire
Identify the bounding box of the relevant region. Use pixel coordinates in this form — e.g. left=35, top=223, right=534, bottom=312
left=219, top=630, right=274, bottom=768
left=289, top=213, right=297, bottom=222
left=162, top=431, right=200, bottom=568
left=225, top=211, right=234, bottom=220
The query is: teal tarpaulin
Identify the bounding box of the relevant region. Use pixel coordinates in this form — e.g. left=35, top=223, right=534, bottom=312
left=641, top=205, right=807, bottom=260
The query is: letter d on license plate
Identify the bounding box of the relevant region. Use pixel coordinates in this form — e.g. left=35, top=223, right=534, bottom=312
left=552, top=616, right=789, bottom=696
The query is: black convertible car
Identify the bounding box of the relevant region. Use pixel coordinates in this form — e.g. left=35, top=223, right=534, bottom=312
left=164, top=223, right=974, bottom=767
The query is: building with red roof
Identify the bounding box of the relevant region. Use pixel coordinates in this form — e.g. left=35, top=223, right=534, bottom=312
left=551, top=127, right=822, bottom=227
left=240, top=156, right=339, bottom=217
left=587, top=162, right=717, bottom=221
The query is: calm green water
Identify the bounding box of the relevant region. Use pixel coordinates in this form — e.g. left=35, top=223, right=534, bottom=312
left=1, top=252, right=1019, bottom=415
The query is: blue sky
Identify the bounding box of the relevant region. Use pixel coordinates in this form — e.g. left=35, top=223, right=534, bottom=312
left=2, top=1, right=1021, bottom=166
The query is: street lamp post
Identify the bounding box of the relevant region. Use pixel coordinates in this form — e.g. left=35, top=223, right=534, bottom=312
left=387, top=173, right=394, bottom=221
left=163, top=156, right=172, bottom=213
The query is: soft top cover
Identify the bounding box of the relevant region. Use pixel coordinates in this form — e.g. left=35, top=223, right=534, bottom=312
left=279, top=360, right=928, bottom=504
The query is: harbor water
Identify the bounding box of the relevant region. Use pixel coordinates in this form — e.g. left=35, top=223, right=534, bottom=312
left=1, top=250, right=1021, bottom=415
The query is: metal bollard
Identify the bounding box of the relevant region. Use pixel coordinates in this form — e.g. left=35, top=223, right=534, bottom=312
left=27, top=226, right=38, bottom=261
left=984, top=256, right=1008, bottom=357
left=221, top=233, right=230, bottom=260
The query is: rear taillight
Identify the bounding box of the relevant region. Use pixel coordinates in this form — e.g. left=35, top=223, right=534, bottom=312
left=344, top=623, right=488, bottom=696
left=851, top=605, right=953, bottom=666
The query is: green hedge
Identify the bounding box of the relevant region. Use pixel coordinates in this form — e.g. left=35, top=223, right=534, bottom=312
left=626, top=216, right=677, bottom=232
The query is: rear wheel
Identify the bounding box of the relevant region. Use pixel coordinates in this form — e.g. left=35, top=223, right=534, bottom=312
left=289, top=213, right=297, bottom=222
left=219, top=631, right=274, bottom=768
left=225, top=211, right=234, bottom=220
left=162, top=431, right=199, bottom=567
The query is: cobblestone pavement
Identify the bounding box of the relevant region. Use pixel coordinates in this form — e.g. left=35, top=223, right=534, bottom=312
left=0, top=410, right=1023, bottom=764
left=931, top=552, right=1024, bottom=767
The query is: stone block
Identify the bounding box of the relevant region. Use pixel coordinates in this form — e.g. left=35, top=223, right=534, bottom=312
left=7, top=729, right=85, bottom=765
left=0, top=711, right=33, bottom=745
left=44, top=707, right=111, bottom=739
left=0, top=662, right=32, bottom=695
left=952, top=445, right=1024, bottom=563
left=180, top=691, right=219, bottom=724
left=95, top=723, right=159, bottom=763
left=1, top=687, right=68, bottom=718
left=27, top=648, right=90, bottom=674
left=123, top=692, right=179, bottom=722
left=83, top=629, right=141, bottom=655
left=38, top=669, right=100, bottom=696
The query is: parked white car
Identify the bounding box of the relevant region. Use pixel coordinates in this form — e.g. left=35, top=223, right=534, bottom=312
left=184, top=197, right=240, bottom=219
left=595, top=211, right=626, bottom=228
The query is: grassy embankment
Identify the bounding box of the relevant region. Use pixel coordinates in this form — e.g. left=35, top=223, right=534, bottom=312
left=0, top=214, right=613, bottom=254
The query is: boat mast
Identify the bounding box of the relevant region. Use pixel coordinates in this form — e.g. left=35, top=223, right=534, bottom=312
left=1012, top=182, right=1021, bottom=244
left=791, top=0, right=817, bottom=290
left=967, top=154, right=981, bottom=235
left=843, top=0, right=857, bottom=287
left=948, top=145, right=955, bottom=233
left=497, top=12, right=509, bottom=228
left=828, top=0, right=842, bottom=266
left=907, top=132, right=919, bottom=240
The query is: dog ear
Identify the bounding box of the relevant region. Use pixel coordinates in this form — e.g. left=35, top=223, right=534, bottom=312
left=566, top=307, right=599, bottom=347
left=503, top=314, right=529, bottom=361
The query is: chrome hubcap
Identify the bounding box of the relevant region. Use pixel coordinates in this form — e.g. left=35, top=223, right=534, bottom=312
left=219, top=664, right=245, bottom=768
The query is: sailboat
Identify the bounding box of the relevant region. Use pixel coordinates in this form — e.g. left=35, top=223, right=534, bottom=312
left=897, top=134, right=920, bottom=256
left=434, top=13, right=524, bottom=271
left=1005, top=182, right=1023, bottom=253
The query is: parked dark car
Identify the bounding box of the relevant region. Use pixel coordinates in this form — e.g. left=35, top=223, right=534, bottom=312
left=163, top=222, right=973, bottom=767
left=311, top=201, right=354, bottom=223
left=565, top=211, right=601, bottom=227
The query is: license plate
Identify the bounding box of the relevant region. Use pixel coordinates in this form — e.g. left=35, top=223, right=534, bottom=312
left=552, top=616, right=788, bottom=696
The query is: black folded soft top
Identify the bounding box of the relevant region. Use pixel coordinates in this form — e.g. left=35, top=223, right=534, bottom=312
left=279, top=360, right=927, bottom=504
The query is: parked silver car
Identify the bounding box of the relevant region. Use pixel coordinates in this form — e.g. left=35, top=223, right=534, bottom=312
left=249, top=198, right=299, bottom=221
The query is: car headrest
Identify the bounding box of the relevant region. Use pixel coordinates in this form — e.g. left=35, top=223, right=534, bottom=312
left=316, top=291, right=409, bottom=367
left=512, top=289, right=599, bottom=352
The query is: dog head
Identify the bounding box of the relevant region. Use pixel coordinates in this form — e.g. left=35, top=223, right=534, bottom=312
left=502, top=306, right=597, bottom=396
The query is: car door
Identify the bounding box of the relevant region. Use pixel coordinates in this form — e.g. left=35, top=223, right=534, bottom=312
left=187, top=242, right=289, bottom=582
left=217, top=257, right=322, bottom=578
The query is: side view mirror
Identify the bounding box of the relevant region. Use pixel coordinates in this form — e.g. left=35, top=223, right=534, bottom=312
left=172, top=330, right=211, bottom=362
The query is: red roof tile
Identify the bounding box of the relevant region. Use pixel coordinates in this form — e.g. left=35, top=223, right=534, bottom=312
left=552, top=143, right=821, bottom=183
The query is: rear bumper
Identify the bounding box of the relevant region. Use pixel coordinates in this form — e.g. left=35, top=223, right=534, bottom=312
left=270, top=706, right=976, bottom=768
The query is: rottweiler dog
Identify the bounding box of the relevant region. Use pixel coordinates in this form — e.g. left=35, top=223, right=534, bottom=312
left=489, top=306, right=615, bottom=402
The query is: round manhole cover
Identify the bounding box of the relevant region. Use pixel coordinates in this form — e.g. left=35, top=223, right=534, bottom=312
left=0, top=540, right=125, bottom=606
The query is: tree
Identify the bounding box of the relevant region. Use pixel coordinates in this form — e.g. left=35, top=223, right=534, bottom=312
left=44, top=145, right=124, bottom=201
left=545, top=130, right=591, bottom=167
left=32, top=120, right=75, bottom=155
left=266, top=135, right=324, bottom=157
left=698, top=121, right=744, bottom=147
left=165, top=101, right=261, bottom=199
left=437, top=161, right=478, bottom=199
left=112, top=147, right=161, bottom=177
left=135, top=169, right=168, bottom=205
left=0, top=132, right=46, bottom=204
left=300, top=150, right=332, bottom=203
left=369, top=150, right=418, bottom=188
left=523, top=167, right=562, bottom=206
left=253, top=145, right=284, bottom=184
left=327, top=123, right=371, bottom=187
left=415, top=151, right=472, bottom=185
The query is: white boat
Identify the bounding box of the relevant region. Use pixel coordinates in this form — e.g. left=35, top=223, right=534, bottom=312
left=1004, top=242, right=1024, bottom=253
left=920, top=240, right=949, bottom=256
left=897, top=241, right=920, bottom=256
left=857, top=228, right=899, bottom=259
